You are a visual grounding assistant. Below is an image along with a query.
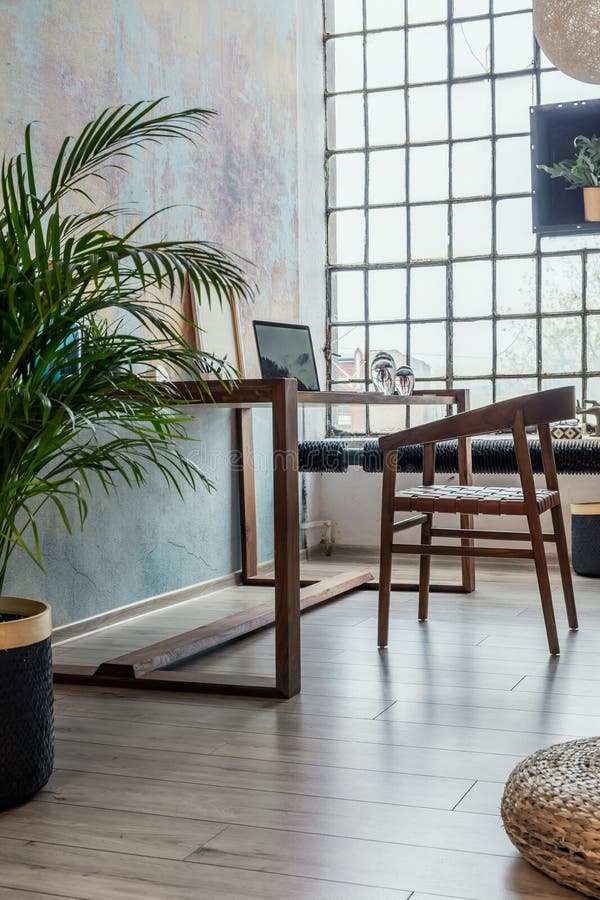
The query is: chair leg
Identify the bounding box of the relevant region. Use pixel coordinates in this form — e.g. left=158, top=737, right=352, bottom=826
left=528, top=508, right=560, bottom=655
left=378, top=450, right=396, bottom=648
left=459, top=513, right=476, bottom=593
left=418, top=514, right=432, bottom=621
left=551, top=505, right=578, bottom=630
left=513, top=412, right=560, bottom=655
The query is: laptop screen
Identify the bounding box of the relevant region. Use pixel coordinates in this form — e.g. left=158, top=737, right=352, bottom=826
left=253, top=321, right=320, bottom=391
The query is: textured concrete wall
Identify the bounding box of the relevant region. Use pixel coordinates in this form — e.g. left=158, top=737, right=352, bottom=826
left=1, top=0, right=307, bottom=625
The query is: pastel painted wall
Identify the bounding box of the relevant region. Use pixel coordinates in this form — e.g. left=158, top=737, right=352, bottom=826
left=0, top=0, right=326, bottom=625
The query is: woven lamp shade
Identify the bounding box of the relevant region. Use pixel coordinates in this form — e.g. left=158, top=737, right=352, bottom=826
left=534, top=0, right=600, bottom=84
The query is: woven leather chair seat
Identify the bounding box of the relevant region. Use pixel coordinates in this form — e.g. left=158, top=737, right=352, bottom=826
left=393, top=484, right=559, bottom=516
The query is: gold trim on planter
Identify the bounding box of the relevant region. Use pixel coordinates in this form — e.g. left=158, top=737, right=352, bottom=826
left=0, top=597, right=52, bottom=651
left=571, top=502, right=600, bottom=516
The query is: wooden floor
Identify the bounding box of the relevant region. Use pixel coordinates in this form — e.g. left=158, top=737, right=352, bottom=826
left=1, top=553, right=598, bottom=899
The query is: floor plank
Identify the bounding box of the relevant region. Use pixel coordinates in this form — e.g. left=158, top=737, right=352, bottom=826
left=53, top=738, right=475, bottom=811
left=455, top=780, right=507, bottom=816
left=190, top=823, right=579, bottom=899
left=0, top=838, right=410, bottom=900
left=2, top=556, right=595, bottom=899
left=0, top=799, right=224, bottom=859
left=40, top=762, right=515, bottom=857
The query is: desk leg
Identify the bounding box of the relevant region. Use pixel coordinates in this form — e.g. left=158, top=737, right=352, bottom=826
left=236, top=408, right=258, bottom=581
left=457, top=390, right=476, bottom=593
left=272, top=379, right=301, bottom=698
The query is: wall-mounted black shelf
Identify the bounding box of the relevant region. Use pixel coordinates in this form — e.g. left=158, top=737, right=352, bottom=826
left=530, top=98, right=600, bottom=237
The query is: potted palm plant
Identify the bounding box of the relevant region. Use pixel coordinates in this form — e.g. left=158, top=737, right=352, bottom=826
left=0, top=100, right=253, bottom=809
left=538, top=134, right=600, bottom=221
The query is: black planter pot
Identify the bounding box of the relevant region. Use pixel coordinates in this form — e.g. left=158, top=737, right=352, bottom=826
left=0, top=597, right=54, bottom=810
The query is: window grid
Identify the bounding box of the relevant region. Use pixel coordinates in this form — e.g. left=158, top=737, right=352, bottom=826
left=324, top=0, right=600, bottom=434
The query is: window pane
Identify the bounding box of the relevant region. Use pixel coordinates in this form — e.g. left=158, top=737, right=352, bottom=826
left=495, top=377, right=537, bottom=399
left=327, top=37, right=364, bottom=93
left=542, top=377, right=582, bottom=408
left=407, top=0, right=448, bottom=22
left=408, top=25, right=448, bottom=83
left=496, top=258, right=536, bottom=314
left=410, top=205, right=449, bottom=261
left=495, top=136, right=532, bottom=195
left=494, top=75, right=533, bottom=134
left=369, top=323, right=407, bottom=359
left=451, top=79, right=492, bottom=139
left=496, top=197, right=535, bottom=255
left=328, top=153, right=365, bottom=207
left=541, top=256, right=582, bottom=313
left=453, top=260, right=492, bottom=317
left=452, top=201, right=492, bottom=257
left=408, top=85, right=449, bottom=142
left=331, top=400, right=366, bottom=435
left=452, top=140, right=492, bottom=198
left=369, top=207, right=407, bottom=263
left=331, top=324, right=366, bottom=367
left=410, top=145, right=450, bottom=202
left=454, top=378, right=493, bottom=407
left=585, top=377, right=600, bottom=405
left=453, top=0, right=490, bottom=17
left=410, top=322, right=447, bottom=377
left=369, top=149, right=406, bottom=204
left=493, top=13, right=533, bottom=73
left=366, top=0, right=404, bottom=29
left=367, top=32, right=405, bottom=88
left=369, top=269, right=407, bottom=320
left=410, top=266, right=447, bottom=319
left=328, top=210, right=365, bottom=264
left=453, top=19, right=491, bottom=78
left=540, top=234, right=600, bottom=253
left=540, top=70, right=600, bottom=105
left=325, top=0, right=363, bottom=34
left=369, top=403, right=407, bottom=435
left=331, top=271, right=365, bottom=322
left=454, top=320, right=493, bottom=376
left=494, top=0, right=531, bottom=10
left=587, top=316, right=600, bottom=372
left=542, top=317, right=582, bottom=374
left=587, top=255, right=600, bottom=310
left=497, top=318, right=537, bottom=374
left=327, top=95, right=365, bottom=150
left=368, top=90, right=406, bottom=146
left=331, top=357, right=366, bottom=383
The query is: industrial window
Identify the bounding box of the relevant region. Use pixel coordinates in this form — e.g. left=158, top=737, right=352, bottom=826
left=324, top=0, right=600, bottom=434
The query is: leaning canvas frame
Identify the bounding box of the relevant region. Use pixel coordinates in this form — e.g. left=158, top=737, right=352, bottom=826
left=183, top=275, right=245, bottom=378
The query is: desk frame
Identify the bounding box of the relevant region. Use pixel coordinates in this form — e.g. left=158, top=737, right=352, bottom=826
left=53, top=380, right=472, bottom=699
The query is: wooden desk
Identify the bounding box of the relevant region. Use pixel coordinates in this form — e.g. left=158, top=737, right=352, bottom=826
left=54, top=379, right=470, bottom=699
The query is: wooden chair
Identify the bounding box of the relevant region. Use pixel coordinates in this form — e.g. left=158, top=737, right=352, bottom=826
left=378, top=387, right=578, bottom=655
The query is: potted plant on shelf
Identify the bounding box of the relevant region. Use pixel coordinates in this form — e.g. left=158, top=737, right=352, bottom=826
left=0, top=100, right=253, bottom=809
left=538, top=134, right=600, bottom=222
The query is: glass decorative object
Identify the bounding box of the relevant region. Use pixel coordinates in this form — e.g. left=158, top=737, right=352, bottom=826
left=371, top=351, right=396, bottom=394
left=395, top=364, right=415, bottom=396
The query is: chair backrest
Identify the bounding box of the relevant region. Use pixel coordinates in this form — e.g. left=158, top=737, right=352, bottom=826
left=483, top=386, right=575, bottom=430
left=380, top=386, right=575, bottom=450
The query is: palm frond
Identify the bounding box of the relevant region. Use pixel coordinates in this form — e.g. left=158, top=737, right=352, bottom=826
left=0, top=100, right=254, bottom=588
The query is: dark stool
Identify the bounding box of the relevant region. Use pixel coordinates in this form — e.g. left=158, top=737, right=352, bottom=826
left=571, top=502, right=600, bottom=576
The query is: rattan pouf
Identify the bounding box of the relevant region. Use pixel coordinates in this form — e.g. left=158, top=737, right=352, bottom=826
left=501, top=737, right=600, bottom=898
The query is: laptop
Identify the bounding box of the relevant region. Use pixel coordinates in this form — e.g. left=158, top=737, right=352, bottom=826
left=253, top=320, right=320, bottom=391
